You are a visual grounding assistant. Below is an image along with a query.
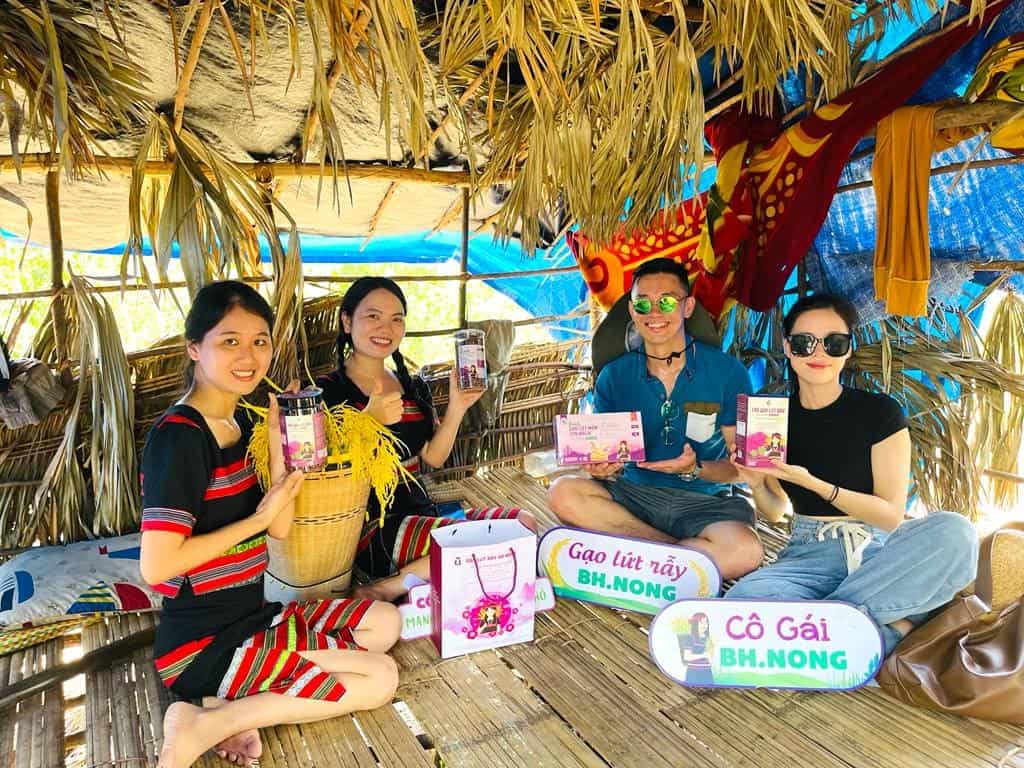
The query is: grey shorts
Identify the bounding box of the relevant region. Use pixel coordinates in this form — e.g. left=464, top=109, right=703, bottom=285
left=598, top=478, right=755, bottom=540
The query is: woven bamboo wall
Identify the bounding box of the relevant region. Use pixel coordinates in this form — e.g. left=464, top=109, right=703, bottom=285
left=0, top=292, right=590, bottom=549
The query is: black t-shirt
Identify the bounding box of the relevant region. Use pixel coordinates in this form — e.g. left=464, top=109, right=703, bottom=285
left=141, top=404, right=279, bottom=694
left=781, top=387, right=908, bottom=518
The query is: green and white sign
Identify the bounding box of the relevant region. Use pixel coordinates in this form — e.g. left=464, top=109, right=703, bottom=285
left=538, top=527, right=721, bottom=614
left=649, top=599, right=883, bottom=690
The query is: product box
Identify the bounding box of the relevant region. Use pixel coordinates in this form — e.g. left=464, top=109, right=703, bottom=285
left=734, top=395, right=789, bottom=468
left=553, top=412, right=645, bottom=466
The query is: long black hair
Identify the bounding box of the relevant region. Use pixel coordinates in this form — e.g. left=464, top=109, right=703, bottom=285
left=781, top=292, right=859, bottom=392
left=336, top=277, right=435, bottom=428
left=184, top=280, right=274, bottom=385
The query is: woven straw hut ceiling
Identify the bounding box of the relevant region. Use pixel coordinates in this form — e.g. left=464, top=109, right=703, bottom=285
left=0, top=1, right=993, bottom=253
left=0, top=0, right=507, bottom=250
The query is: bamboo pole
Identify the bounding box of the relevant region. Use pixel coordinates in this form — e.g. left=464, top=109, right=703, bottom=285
left=431, top=194, right=464, bottom=234
left=836, top=152, right=1024, bottom=194
left=0, top=155, right=483, bottom=186
left=984, top=468, right=1024, bottom=484
left=405, top=308, right=587, bottom=338
left=52, top=307, right=590, bottom=366
left=0, top=264, right=582, bottom=302
left=459, top=188, right=470, bottom=327
left=44, top=170, right=71, bottom=385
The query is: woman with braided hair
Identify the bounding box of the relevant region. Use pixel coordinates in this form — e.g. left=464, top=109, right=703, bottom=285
left=317, top=277, right=533, bottom=601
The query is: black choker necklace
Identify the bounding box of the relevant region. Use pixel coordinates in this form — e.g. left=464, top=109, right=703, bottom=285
left=644, top=349, right=685, bottom=363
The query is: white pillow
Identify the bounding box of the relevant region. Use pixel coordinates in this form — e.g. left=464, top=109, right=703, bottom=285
left=0, top=533, right=161, bottom=627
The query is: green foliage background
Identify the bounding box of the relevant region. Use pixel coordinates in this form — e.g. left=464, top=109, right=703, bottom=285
left=0, top=239, right=559, bottom=367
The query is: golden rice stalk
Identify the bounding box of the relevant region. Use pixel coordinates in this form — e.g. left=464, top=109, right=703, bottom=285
left=0, top=0, right=148, bottom=177
left=244, top=396, right=416, bottom=525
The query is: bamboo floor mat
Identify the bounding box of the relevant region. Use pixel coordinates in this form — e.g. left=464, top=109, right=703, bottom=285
left=2, top=467, right=1021, bottom=767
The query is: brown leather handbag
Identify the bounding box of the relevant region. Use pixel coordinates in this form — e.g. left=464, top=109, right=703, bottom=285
left=877, top=521, right=1024, bottom=723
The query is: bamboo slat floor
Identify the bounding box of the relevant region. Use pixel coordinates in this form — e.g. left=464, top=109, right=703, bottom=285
left=4, top=466, right=1023, bottom=767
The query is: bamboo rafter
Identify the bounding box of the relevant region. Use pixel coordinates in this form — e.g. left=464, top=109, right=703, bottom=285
left=0, top=154, right=485, bottom=186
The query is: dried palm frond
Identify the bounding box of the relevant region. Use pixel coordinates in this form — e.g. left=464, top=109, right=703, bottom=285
left=0, top=0, right=148, bottom=176
left=446, top=1, right=706, bottom=250
left=851, top=311, right=1024, bottom=520
left=123, top=113, right=298, bottom=301
left=70, top=276, right=140, bottom=536
left=31, top=276, right=140, bottom=539
left=125, top=110, right=305, bottom=378
left=974, top=290, right=1024, bottom=508
left=226, top=0, right=434, bottom=194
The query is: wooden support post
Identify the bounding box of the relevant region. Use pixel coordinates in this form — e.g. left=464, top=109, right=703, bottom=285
left=459, top=187, right=470, bottom=328
left=45, top=170, right=71, bottom=386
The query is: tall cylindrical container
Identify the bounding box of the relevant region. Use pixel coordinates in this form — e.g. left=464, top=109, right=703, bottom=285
left=454, top=329, right=487, bottom=390
left=277, top=388, right=328, bottom=472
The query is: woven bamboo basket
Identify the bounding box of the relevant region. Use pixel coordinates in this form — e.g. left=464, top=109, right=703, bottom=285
left=266, top=464, right=370, bottom=597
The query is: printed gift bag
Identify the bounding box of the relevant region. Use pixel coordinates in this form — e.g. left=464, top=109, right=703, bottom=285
left=429, top=519, right=536, bottom=658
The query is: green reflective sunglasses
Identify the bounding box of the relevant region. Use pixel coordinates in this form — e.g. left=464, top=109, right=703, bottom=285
left=632, top=295, right=681, bottom=315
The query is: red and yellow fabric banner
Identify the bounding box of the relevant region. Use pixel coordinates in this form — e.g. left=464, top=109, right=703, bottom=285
left=568, top=0, right=1011, bottom=320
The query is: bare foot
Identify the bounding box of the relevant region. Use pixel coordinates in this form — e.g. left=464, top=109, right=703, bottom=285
left=202, top=697, right=263, bottom=765
left=158, top=701, right=204, bottom=768
left=352, top=577, right=406, bottom=603
left=213, top=729, right=262, bottom=765
left=889, top=618, right=914, bottom=640
left=516, top=510, right=538, bottom=534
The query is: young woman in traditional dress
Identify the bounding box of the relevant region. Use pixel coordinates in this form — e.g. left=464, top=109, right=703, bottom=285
left=140, top=281, right=402, bottom=768
left=318, top=277, right=534, bottom=601
left=727, top=293, right=979, bottom=654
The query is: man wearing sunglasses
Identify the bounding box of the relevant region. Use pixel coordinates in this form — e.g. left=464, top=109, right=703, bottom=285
left=548, top=258, right=763, bottom=580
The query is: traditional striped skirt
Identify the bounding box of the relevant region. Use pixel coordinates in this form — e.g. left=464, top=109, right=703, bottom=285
left=358, top=505, right=524, bottom=571
left=155, top=598, right=372, bottom=702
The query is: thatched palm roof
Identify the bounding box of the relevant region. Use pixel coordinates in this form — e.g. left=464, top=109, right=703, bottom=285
left=1, top=0, right=991, bottom=259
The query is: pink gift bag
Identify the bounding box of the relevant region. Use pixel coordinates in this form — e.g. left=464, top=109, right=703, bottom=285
left=429, top=519, right=537, bottom=658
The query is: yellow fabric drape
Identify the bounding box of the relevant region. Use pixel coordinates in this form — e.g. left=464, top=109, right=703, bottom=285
left=872, top=106, right=974, bottom=316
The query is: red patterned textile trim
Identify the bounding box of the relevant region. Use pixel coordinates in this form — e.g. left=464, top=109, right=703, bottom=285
left=390, top=507, right=523, bottom=568
left=217, top=599, right=373, bottom=700
left=154, top=635, right=216, bottom=687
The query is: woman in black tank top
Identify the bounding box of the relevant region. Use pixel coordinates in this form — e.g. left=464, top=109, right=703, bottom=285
left=725, top=293, right=978, bottom=656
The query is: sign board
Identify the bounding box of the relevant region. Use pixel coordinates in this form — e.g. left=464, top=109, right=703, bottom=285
left=400, top=577, right=555, bottom=641
left=649, top=599, right=883, bottom=690
left=537, top=526, right=721, bottom=615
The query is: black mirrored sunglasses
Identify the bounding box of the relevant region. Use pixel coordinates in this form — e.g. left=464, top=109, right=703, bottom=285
left=787, top=332, right=852, bottom=357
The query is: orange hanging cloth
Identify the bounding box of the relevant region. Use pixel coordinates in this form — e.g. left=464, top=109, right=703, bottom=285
left=872, top=106, right=974, bottom=316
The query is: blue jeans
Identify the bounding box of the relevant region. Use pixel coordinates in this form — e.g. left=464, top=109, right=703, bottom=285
left=726, top=512, right=979, bottom=654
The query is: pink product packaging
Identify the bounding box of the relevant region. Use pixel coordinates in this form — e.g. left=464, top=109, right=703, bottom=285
left=553, top=412, right=645, bottom=466
left=429, top=519, right=536, bottom=658
left=277, top=388, right=328, bottom=472
left=734, top=395, right=789, bottom=468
